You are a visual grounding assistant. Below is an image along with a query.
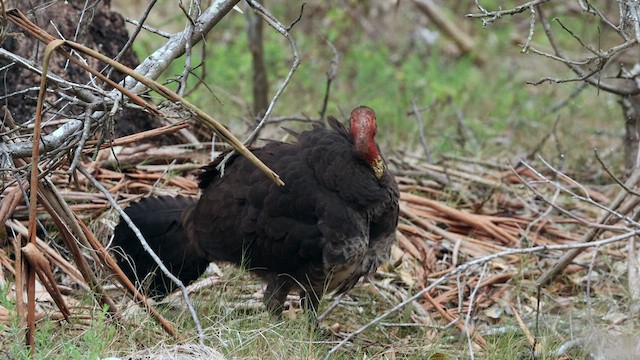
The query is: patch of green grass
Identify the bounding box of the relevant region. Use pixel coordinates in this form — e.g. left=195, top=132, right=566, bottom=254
left=483, top=326, right=578, bottom=360
left=0, top=288, right=117, bottom=360
left=91, top=265, right=447, bottom=359
left=7, top=262, right=633, bottom=359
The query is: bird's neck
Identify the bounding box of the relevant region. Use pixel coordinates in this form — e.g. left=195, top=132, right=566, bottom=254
left=355, top=139, right=384, bottom=179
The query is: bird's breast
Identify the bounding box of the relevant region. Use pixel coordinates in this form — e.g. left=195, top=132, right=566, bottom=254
left=327, top=262, right=361, bottom=291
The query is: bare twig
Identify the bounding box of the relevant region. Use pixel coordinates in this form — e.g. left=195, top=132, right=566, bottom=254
left=319, top=37, right=339, bottom=123
left=535, top=5, right=640, bottom=96
left=526, top=115, right=562, bottom=160
left=521, top=6, right=536, bottom=52
left=263, top=114, right=317, bottom=124
left=124, top=0, right=241, bottom=94
left=411, top=99, right=431, bottom=162
left=470, top=1, right=640, bottom=96
left=240, top=0, right=302, bottom=146
left=515, top=160, right=634, bottom=231
left=467, top=0, right=551, bottom=26
left=465, top=263, right=488, bottom=360
left=175, top=0, right=199, bottom=96
left=1, top=120, right=83, bottom=159
left=316, top=293, right=344, bottom=323
left=594, top=149, right=640, bottom=197
left=538, top=166, right=640, bottom=285
left=67, top=104, right=97, bottom=175
left=125, top=18, right=172, bottom=38
left=0, top=48, right=109, bottom=96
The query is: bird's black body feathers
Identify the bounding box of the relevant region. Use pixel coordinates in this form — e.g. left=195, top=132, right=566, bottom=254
left=112, top=110, right=399, bottom=315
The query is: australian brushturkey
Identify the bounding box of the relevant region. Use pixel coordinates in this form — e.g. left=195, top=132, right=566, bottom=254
left=112, top=106, right=400, bottom=315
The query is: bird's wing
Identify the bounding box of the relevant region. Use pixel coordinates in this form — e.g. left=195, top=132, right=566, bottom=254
left=315, top=201, right=370, bottom=292
left=364, top=172, right=400, bottom=274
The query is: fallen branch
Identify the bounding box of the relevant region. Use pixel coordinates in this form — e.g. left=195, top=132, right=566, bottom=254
left=2, top=120, right=83, bottom=159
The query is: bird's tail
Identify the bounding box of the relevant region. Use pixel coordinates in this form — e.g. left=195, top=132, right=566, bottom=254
left=111, top=196, right=209, bottom=297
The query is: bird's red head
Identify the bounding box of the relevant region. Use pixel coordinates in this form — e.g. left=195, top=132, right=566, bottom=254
left=350, top=106, right=385, bottom=178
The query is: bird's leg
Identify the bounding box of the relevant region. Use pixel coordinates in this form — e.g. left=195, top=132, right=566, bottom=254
left=299, top=288, right=322, bottom=315
left=263, top=275, right=292, bottom=317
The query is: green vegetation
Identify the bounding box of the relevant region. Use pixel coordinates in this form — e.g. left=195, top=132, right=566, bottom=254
left=1, top=285, right=117, bottom=360
left=90, top=266, right=456, bottom=359
left=130, top=1, right=622, bottom=172
left=3, top=265, right=603, bottom=359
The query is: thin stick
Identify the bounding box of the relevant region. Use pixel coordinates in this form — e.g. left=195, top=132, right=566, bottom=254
left=75, top=215, right=180, bottom=338
left=411, top=99, right=431, bottom=162
left=319, top=37, right=339, bottom=123
left=465, top=263, right=488, bottom=359
left=594, top=149, right=640, bottom=197
left=316, top=293, right=344, bottom=323
left=12, top=231, right=25, bottom=337
left=511, top=304, right=535, bottom=346
left=240, top=0, right=302, bottom=146
left=538, top=166, right=640, bottom=285
left=24, top=14, right=53, bottom=347
left=77, top=165, right=205, bottom=345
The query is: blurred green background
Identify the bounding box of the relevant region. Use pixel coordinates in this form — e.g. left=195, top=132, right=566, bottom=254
left=113, top=0, right=624, bottom=174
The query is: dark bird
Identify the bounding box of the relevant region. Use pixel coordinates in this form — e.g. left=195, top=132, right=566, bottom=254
left=112, top=106, right=400, bottom=315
